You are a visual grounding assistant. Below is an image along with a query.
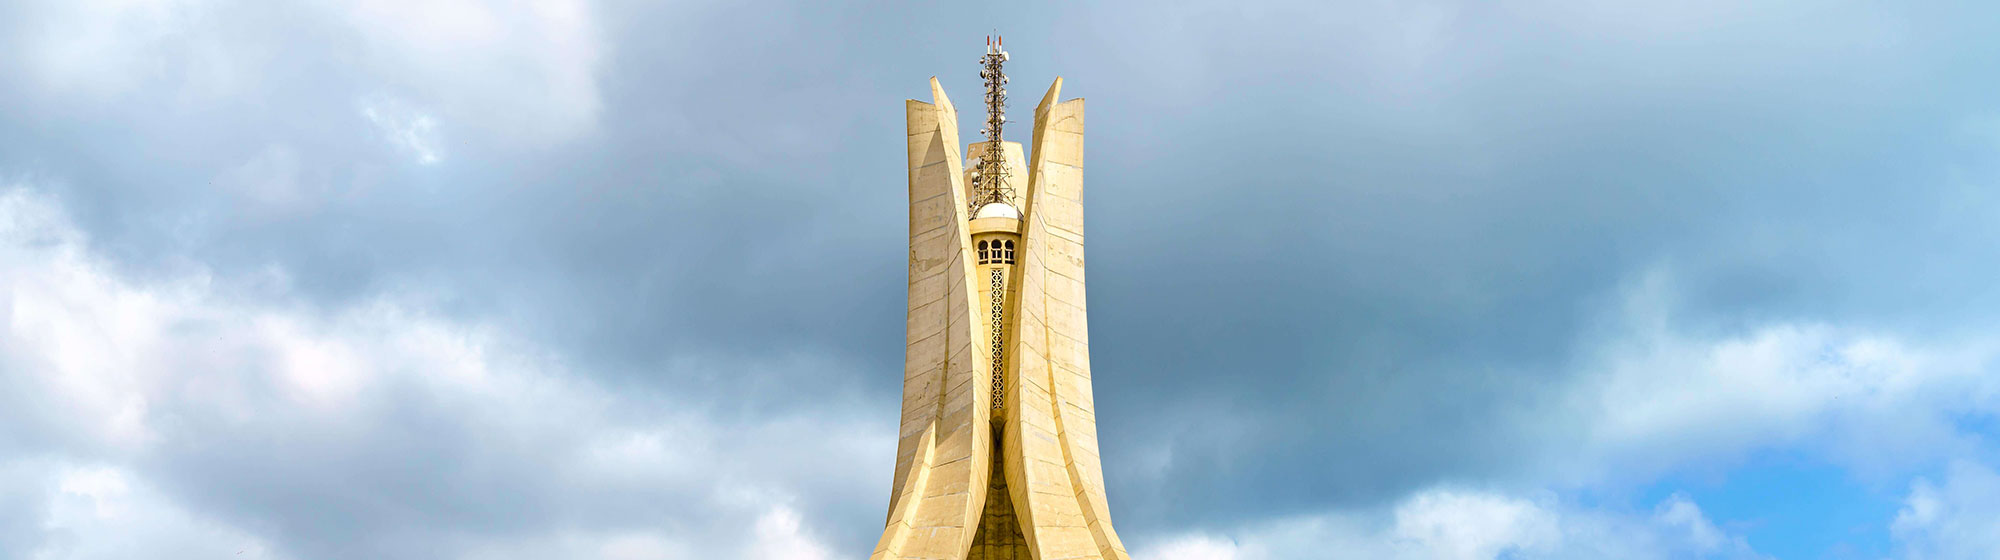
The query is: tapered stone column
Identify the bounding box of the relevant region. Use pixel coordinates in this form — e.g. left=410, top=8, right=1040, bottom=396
left=874, top=44, right=1127, bottom=560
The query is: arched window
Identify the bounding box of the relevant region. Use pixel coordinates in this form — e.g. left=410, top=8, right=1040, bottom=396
left=978, top=240, right=989, bottom=263
left=1003, top=240, right=1015, bottom=263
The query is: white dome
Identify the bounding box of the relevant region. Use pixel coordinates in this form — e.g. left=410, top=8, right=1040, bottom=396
left=973, top=202, right=1020, bottom=220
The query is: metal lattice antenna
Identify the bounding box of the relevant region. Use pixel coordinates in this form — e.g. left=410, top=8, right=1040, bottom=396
left=971, top=35, right=1012, bottom=212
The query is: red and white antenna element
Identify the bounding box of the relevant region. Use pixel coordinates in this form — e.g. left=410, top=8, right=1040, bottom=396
left=971, top=35, right=1012, bottom=211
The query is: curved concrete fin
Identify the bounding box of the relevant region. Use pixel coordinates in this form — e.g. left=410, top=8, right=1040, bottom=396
left=1022, top=77, right=1061, bottom=219
left=876, top=89, right=992, bottom=560
left=885, top=76, right=1120, bottom=560
left=1015, top=85, right=1128, bottom=560
left=1036, top=77, right=1063, bottom=125
left=931, top=77, right=963, bottom=174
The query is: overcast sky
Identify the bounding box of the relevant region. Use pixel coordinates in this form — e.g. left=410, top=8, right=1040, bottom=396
left=4, top=1, right=2000, bottom=559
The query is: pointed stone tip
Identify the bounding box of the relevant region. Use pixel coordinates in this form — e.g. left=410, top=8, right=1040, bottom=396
left=1038, top=77, right=1064, bottom=113
left=930, top=78, right=954, bottom=113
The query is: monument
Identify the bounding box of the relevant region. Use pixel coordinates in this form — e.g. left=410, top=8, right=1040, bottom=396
left=872, top=37, right=1130, bottom=560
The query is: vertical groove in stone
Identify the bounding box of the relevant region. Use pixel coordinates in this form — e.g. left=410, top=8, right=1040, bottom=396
left=968, top=425, right=1029, bottom=560
left=882, top=77, right=1120, bottom=560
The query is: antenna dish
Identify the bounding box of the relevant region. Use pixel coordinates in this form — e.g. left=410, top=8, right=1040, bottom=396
left=970, top=36, right=1014, bottom=212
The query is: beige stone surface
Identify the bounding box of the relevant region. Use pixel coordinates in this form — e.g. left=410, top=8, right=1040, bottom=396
left=878, top=77, right=1125, bottom=560
left=1019, top=78, right=1128, bottom=560
left=875, top=79, right=990, bottom=560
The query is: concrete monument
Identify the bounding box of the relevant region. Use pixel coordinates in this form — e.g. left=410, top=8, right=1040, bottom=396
left=873, top=36, right=1129, bottom=560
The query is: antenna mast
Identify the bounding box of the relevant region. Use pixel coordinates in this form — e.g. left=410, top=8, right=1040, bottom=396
left=972, top=35, right=1012, bottom=211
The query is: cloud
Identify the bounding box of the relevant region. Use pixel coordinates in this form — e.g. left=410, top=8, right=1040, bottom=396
left=0, top=185, right=870, bottom=558
left=16, top=0, right=222, bottom=98
left=1133, top=487, right=1764, bottom=560
left=10, top=0, right=602, bottom=145
left=1124, top=260, right=2000, bottom=528
left=1391, top=489, right=1561, bottom=559
left=360, top=97, right=444, bottom=164
left=214, top=144, right=329, bottom=220
left=30, top=463, right=281, bottom=560
left=6, top=2, right=2000, bottom=558
left=1119, top=265, right=2000, bottom=558
left=745, top=506, right=835, bottom=560
left=1145, top=534, right=1248, bottom=560
left=1544, top=269, right=2000, bottom=483
left=1893, top=461, right=2000, bottom=560
left=336, top=0, right=604, bottom=144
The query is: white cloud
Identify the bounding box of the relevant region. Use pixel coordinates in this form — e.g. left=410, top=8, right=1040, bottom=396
left=360, top=97, right=445, bottom=164
left=1129, top=266, right=2000, bottom=560
left=745, top=506, right=834, bottom=560
left=335, top=0, right=604, bottom=144
left=1133, top=487, right=1764, bottom=560
left=31, top=463, right=283, bottom=560
left=14, top=0, right=603, bottom=145
left=1144, top=533, right=1247, bottom=560
left=0, top=185, right=864, bottom=558
left=453, top=530, right=692, bottom=560
left=1546, top=269, right=2000, bottom=483
left=1392, top=489, right=1560, bottom=559
left=19, top=0, right=215, bottom=97
left=1893, top=461, right=2000, bottom=560
left=214, top=144, right=336, bottom=220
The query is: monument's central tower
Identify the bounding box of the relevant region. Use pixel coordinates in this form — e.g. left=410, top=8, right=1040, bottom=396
left=874, top=37, right=1128, bottom=560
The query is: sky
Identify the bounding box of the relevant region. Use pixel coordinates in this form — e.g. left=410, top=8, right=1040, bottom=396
left=2, top=1, right=2000, bottom=559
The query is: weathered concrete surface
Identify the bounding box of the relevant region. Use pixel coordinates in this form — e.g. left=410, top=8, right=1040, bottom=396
left=874, top=78, right=990, bottom=560
left=878, top=77, right=1126, bottom=560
